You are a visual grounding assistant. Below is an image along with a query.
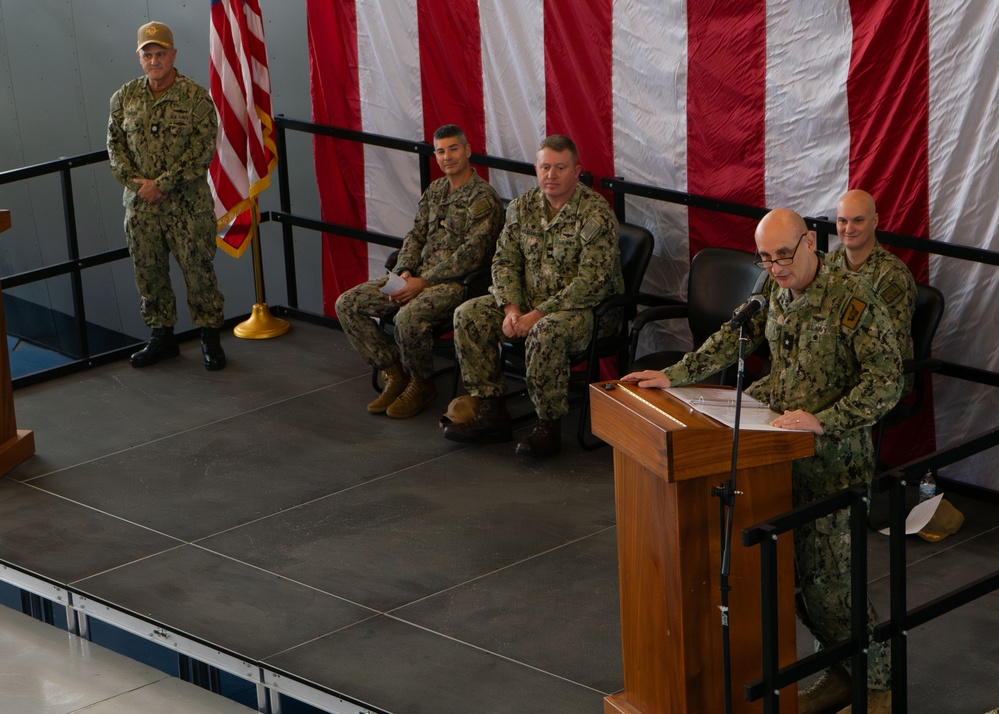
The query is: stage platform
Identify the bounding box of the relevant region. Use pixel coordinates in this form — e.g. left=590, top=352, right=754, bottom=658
left=0, top=318, right=997, bottom=713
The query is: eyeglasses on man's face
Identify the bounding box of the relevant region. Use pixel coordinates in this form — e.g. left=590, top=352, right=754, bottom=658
left=754, top=233, right=806, bottom=269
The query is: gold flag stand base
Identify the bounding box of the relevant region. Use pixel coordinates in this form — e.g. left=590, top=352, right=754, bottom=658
left=234, top=303, right=291, bottom=340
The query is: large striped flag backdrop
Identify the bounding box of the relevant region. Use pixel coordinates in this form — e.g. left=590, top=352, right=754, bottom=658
left=209, top=0, right=277, bottom=258
left=307, top=0, right=999, bottom=489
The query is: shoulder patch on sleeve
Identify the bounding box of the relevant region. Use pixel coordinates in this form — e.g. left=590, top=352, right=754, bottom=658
left=579, top=219, right=600, bottom=244
left=880, top=281, right=903, bottom=305
left=193, top=97, right=215, bottom=123
left=842, top=298, right=868, bottom=329
left=469, top=196, right=492, bottom=218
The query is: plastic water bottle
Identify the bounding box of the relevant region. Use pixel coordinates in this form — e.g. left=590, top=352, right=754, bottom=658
left=919, top=470, right=937, bottom=502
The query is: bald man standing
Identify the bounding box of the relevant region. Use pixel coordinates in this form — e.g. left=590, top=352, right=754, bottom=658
left=623, top=208, right=903, bottom=714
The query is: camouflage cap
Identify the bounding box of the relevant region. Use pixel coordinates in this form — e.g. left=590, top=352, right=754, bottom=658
left=137, top=21, right=174, bottom=51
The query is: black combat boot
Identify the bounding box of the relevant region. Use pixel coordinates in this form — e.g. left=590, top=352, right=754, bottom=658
left=201, top=327, right=227, bottom=371
left=515, top=418, right=562, bottom=458
left=129, top=327, right=180, bottom=368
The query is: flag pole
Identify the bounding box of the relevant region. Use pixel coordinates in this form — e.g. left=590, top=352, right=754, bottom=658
left=233, top=202, right=291, bottom=339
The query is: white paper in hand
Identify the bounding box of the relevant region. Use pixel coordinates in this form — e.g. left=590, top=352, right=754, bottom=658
left=380, top=272, right=407, bottom=295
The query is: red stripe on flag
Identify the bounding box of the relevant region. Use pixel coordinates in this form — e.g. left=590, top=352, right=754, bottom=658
left=848, top=0, right=935, bottom=464
left=686, top=1, right=767, bottom=255
left=543, top=0, right=614, bottom=197
left=543, top=1, right=617, bottom=379
left=417, top=0, right=487, bottom=179
left=209, top=0, right=277, bottom=258
left=307, top=0, right=368, bottom=316
left=848, top=0, right=931, bottom=282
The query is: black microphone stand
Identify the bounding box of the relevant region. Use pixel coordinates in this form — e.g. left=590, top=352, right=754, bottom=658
left=711, top=323, right=751, bottom=714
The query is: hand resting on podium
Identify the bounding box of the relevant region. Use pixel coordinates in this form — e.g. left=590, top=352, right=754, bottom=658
left=620, top=370, right=824, bottom=434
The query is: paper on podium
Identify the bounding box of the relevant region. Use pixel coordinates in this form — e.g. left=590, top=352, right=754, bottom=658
left=665, top=386, right=785, bottom=431
left=380, top=272, right=407, bottom=294
left=878, top=493, right=944, bottom=535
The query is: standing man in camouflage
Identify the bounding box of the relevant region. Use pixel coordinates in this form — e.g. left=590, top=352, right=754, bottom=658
left=623, top=209, right=902, bottom=714
left=336, top=125, right=503, bottom=419
left=443, top=134, right=624, bottom=458
left=108, top=21, right=226, bottom=371
left=830, top=189, right=916, bottom=391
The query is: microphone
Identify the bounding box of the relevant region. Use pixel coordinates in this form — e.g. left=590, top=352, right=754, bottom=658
left=726, top=294, right=766, bottom=329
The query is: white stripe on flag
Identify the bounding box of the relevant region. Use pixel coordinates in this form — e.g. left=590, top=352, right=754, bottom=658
left=927, top=3, right=999, bottom=486
left=764, top=0, right=852, bottom=216
left=480, top=0, right=545, bottom=201
left=357, top=0, right=423, bottom=278
left=613, top=0, right=692, bottom=353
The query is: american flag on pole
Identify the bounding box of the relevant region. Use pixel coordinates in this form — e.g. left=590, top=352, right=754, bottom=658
left=208, top=0, right=277, bottom=258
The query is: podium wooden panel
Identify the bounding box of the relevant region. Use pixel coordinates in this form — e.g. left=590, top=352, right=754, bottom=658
left=0, top=210, right=35, bottom=477
left=590, top=382, right=813, bottom=714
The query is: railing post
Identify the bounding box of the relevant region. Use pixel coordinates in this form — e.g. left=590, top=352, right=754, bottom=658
left=849, top=484, right=870, bottom=712
left=274, top=117, right=298, bottom=308
left=610, top=177, right=627, bottom=223
left=60, top=167, right=90, bottom=359
left=418, top=146, right=432, bottom=194
left=888, top=471, right=909, bottom=712
left=758, top=523, right=781, bottom=713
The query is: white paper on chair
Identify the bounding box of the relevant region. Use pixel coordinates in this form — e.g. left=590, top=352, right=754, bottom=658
left=379, top=272, right=407, bottom=294
left=878, top=493, right=944, bottom=535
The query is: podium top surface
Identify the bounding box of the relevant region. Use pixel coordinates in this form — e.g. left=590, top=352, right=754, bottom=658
left=589, top=381, right=814, bottom=482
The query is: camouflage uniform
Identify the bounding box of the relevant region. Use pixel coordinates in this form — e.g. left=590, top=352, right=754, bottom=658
left=664, top=259, right=903, bottom=689
left=107, top=71, right=224, bottom=329
left=454, top=183, right=624, bottom=420
left=827, top=242, right=916, bottom=391
left=335, top=171, right=503, bottom=380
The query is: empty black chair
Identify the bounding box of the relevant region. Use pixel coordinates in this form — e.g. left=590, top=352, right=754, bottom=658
left=627, top=247, right=766, bottom=384
left=874, top=282, right=945, bottom=465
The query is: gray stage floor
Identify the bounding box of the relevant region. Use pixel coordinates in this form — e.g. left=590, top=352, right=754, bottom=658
left=1, top=318, right=997, bottom=713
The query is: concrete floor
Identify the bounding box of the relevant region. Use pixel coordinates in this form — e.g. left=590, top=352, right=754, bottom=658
left=0, top=318, right=997, bottom=713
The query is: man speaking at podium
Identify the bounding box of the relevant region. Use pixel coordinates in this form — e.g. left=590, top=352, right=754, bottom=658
left=623, top=208, right=902, bottom=714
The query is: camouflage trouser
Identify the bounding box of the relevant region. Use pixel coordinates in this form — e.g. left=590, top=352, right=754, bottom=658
left=793, top=428, right=891, bottom=690
left=453, top=295, right=603, bottom=421
left=124, top=210, right=224, bottom=328
left=335, top=275, right=465, bottom=380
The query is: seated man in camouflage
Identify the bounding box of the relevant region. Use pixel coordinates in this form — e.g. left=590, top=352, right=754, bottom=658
left=335, top=125, right=503, bottom=418
left=443, top=134, right=624, bottom=458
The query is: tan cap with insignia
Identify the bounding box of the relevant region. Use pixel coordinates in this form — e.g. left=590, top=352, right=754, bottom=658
left=137, top=21, right=174, bottom=51
left=917, top=498, right=965, bottom=542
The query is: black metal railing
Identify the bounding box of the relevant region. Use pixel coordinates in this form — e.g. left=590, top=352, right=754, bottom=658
left=744, top=424, right=999, bottom=713
left=599, top=175, right=999, bottom=267
left=0, top=151, right=141, bottom=386
left=743, top=483, right=872, bottom=712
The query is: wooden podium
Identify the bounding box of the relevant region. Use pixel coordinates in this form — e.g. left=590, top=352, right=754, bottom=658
left=0, top=210, right=35, bottom=477
left=590, top=382, right=813, bottom=714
